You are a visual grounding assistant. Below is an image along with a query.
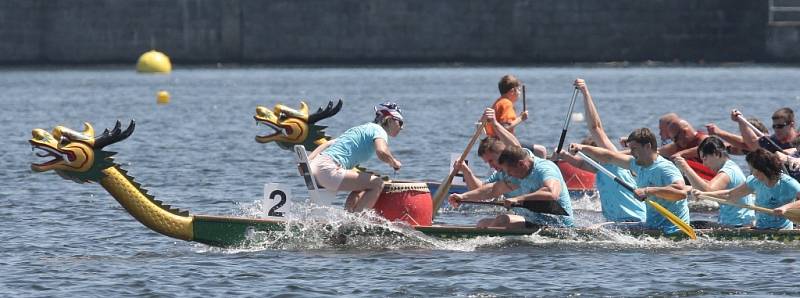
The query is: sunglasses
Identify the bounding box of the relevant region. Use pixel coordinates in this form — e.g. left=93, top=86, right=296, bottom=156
left=773, top=122, right=792, bottom=129
left=395, top=118, right=404, bottom=128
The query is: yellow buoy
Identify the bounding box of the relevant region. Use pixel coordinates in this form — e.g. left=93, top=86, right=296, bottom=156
left=137, top=50, right=172, bottom=73
left=157, top=90, right=170, bottom=104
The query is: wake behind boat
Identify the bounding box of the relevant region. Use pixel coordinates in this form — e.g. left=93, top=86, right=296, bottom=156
left=28, top=120, right=800, bottom=248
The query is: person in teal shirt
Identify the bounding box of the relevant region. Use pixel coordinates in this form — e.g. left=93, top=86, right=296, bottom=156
left=675, top=136, right=754, bottom=227
left=555, top=78, right=646, bottom=223
left=694, top=148, right=800, bottom=230
left=450, top=145, right=574, bottom=228
left=571, top=127, right=691, bottom=235
left=308, top=102, right=404, bottom=212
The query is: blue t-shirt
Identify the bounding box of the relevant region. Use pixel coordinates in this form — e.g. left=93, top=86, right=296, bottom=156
left=745, top=173, right=800, bottom=230
left=717, top=160, right=755, bottom=227
left=629, top=156, right=690, bottom=234
left=485, top=148, right=533, bottom=198
left=595, top=163, right=646, bottom=222
left=322, top=122, right=388, bottom=169
left=497, top=156, right=574, bottom=227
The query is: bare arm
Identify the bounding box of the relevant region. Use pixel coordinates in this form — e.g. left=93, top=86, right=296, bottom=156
left=672, top=146, right=700, bottom=160
left=374, top=138, right=401, bottom=170
left=658, top=143, right=679, bottom=158
left=576, top=79, right=617, bottom=151
left=572, top=143, right=633, bottom=169
left=453, top=160, right=483, bottom=191
left=708, top=124, right=748, bottom=152
left=674, top=157, right=730, bottom=192
left=450, top=181, right=516, bottom=205
left=732, top=110, right=763, bottom=152
left=484, top=108, right=521, bottom=147
left=638, top=181, right=689, bottom=201
left=775, top=193, right=800, bottom=214
left=555, top=151, right=597, bottom=173
left=692, top=182, right=753, bottom=202
left=308, top=139, right=334, bottom=160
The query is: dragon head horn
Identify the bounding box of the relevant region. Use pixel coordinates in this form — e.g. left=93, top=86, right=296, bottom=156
left=308, top=99, right=343, bottom=124
left=95, top=120, right=136, bottom=149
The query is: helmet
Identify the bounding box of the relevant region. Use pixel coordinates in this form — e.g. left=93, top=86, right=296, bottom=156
left=374, top=102, right=403, bottom=124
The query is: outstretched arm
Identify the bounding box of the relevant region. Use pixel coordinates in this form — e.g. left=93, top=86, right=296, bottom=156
left=692, top=182, right=753, bottom=202
left=707, top=123, right=747, bottom=154
left=636, top=181, right=689, bottom=201
left=570, top=143, right=633, bottom=169
left=576, top=78, right=617, bottom=151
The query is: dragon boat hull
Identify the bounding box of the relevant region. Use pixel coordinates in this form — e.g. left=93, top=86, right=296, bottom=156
left=190, top=215, right=800, bottom=247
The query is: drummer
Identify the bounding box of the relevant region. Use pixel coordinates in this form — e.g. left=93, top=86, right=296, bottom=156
left=308, top=102, right=404, bottom=212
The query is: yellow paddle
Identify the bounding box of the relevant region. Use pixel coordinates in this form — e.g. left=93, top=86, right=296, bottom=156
left=431, top=121, right=487, bottom=220
left=576, top=151, right=697, bottom=239
left=697, top=194, right=800, bottom=224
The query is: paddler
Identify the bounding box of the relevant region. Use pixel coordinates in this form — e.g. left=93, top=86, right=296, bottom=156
left=450, top=109, right=572, bottom=228
left=737, top=108, right=798, bottom=154
left=693, top=148, right=800, bottom=230
left=307, top=102, right=404, bottom=212
left=486, top=74, right=547, bottom=157
left=450, top=145, right=574, bottom=228
left=553, top=78, right=646, bottom=223
left=570, top=128, right=691, bottom=235
left=674, top=136, right=755, bottom=227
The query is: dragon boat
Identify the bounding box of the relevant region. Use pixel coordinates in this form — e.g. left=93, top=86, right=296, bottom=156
left=28, top=117, right=800, bottom=248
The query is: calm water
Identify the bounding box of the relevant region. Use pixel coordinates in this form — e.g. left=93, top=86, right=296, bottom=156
left=3, top=65, right=800, bottom=297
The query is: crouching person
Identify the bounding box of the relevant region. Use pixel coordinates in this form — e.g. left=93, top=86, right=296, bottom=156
left=448, top=145, right=574, bottom=229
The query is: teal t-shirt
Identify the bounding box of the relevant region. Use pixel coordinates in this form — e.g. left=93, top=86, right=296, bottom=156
left=629, top=156, right=690, bottom=234
left=745, top=173, right=800, bottom=230
left=717, top=160, right=755, bottom=227
left=322, top=122, right=388, bottom=169
left=595, top=163, right=646, bottom=222
left=497, top=156, right=574, bottom=227
left=485, top=148, right=533, bottom=198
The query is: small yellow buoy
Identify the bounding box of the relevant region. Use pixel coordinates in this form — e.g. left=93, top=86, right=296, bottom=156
left=157, top=90, right=170, bottom=104
left=137, top=50, right=172, bottom=73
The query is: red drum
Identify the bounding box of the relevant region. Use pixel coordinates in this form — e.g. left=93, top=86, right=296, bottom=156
left=373, top=182, right=433, bottom=226
left=557, top=160, right=596, bottom=191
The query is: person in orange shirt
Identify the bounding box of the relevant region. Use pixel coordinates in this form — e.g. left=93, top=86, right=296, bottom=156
left=485, top=75, right=529, bottom=137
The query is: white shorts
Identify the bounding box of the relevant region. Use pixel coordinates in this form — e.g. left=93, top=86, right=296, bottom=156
left=310, top=154, right=346, bottom=190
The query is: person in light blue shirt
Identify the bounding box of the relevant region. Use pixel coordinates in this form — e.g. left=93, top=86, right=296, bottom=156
left=674, top=136, right=754, bottom=227
left=555, top=79, right=646, bottom=223
left=694, top=148, right=800, bottom=230
left=450, top=145, right=574, bottom=228
left=572, top=127, right=691, bottom=235
left=308, top=102, right=404, bottom=212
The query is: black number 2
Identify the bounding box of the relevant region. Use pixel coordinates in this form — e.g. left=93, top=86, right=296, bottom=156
left=268, top=190, right=287, bottom=217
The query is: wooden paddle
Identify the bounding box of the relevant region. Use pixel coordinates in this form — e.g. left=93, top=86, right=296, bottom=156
left=576, top=151, right=697, bottom=239
left=457, top=199, right=569, bottom=216
left=522, top=85, right=526, bottom=113
left=431, top=121, right=487, bottom=220
left=697, top=194, right=800, bottom=224
left=553, top=88, right=580, bottom=159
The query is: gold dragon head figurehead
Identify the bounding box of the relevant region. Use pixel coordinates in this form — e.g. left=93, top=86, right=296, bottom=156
left=254, top=99, right=342, bottom=151
left=29, top=120, right=135, bottom=183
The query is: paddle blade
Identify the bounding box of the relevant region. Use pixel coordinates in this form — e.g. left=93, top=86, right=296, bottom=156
left=645, top=199, right=696, bottom=240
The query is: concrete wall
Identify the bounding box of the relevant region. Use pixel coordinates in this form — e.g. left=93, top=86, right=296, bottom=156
left=0, top=0, right=788, bottom=64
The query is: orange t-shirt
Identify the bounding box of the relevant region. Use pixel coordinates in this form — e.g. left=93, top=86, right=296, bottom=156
left=485, top=97, right=517, bottom=137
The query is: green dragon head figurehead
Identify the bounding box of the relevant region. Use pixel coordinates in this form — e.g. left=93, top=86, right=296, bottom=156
left=254, top=99, right=342, bottom=151
left=29, top=120, right=135, bottom=183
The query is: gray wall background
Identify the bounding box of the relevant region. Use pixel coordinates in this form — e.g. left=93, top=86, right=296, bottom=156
left=1, top=0, right=798, bottom=64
